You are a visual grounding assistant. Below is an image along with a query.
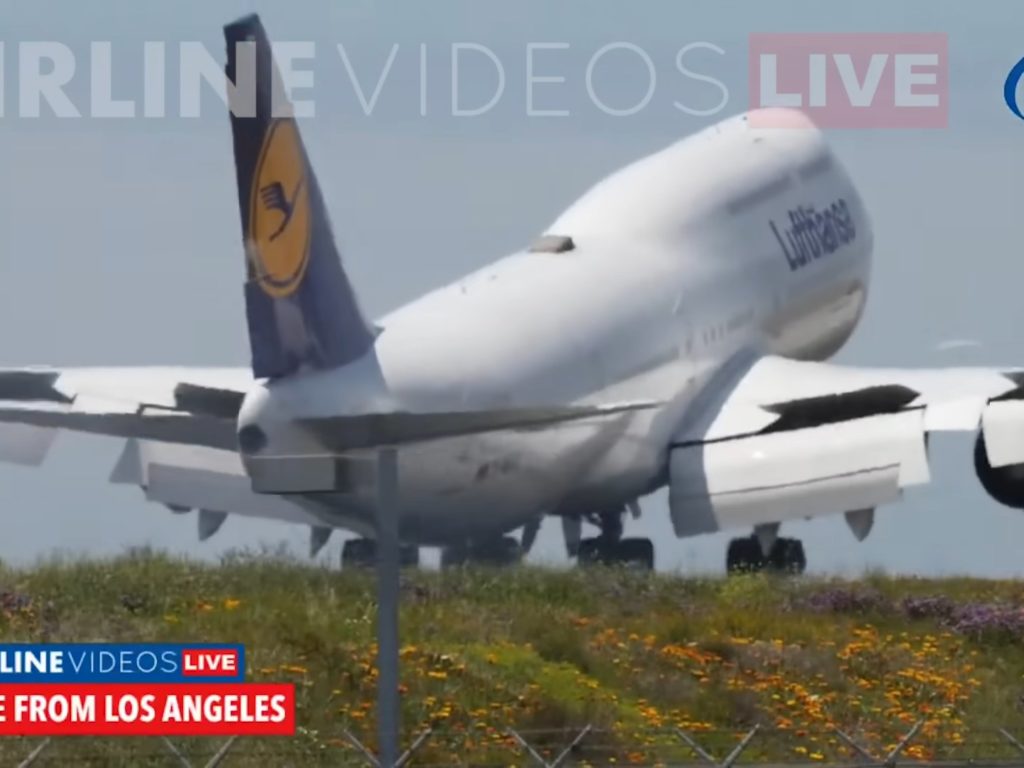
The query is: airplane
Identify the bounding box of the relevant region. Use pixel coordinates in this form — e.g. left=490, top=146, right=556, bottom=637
left=0, top=13, right=1022, bottom=574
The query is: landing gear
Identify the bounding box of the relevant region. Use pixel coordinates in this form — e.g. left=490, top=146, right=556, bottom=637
left=768, top=537, right=806, bottom=573
left=726, top=534, right=806, bottom=574
left=341, top=538, right=420, bottom=569
left=440, top=536, right=523, bottom=568
left=574, top=509, right=655, bottom=571
left=578, top=536, right=655, bottom=570
left=726, top=536, right=763, bottom=573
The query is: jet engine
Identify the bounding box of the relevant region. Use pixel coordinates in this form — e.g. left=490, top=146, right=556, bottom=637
left=974, top=433, right=1024, bottom=509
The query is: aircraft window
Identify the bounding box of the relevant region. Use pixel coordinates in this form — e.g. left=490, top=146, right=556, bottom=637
left=726, top=175, right=792, bottom=215
left=798, top=154, right=832, bottom=182
left=529, top=234, right=576, bottom=253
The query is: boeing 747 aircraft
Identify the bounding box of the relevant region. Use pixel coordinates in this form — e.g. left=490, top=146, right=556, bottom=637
left=1, top=15, right=1022, bottom=572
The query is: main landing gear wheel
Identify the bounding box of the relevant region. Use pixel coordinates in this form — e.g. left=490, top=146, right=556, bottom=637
left=768, top=537, right=806, bottom=574
left=441, top=536, right=523, bottom=568
left=341, top=538, right=420, bottom=569
left=575, top=509, right=655, bottom=571
left=578, top=537, right=655, bottom=570
left=726, top=534, right=805, bottom=574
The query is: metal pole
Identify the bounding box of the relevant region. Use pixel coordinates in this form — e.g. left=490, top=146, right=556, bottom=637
left=376, top=447, right=401, bottom=768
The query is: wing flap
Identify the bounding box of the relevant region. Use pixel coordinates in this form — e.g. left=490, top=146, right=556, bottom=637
left=247, top=400, right=659, bottom=493
left=0, top=368, right=251, bottom=468
left=667, top=352, right=1024, bottom=538
left=669, top=410, right=927, bottom=536
left=677, top=355, right=1022, bottom=445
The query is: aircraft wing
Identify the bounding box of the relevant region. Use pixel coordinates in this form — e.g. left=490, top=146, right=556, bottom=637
left=0, top=367, right=348, bottom=550
left=667, top=353, right=1024, bottom=538
left=0, top=363, right=660, bottom=503
left=0, top=367, right=659, bottom=458
left=108, top=438, right=376, bottom=554
left=0, top=367, right=254, bottom=464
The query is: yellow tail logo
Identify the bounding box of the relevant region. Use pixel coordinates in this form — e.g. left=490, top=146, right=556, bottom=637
left=248, top=120, right=311, bottom=297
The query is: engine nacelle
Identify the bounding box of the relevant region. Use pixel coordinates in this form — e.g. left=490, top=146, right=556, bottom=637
left=974, top=433, right=1024, bottom=509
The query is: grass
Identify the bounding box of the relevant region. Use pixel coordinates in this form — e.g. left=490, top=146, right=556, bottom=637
left=0, top=549, right=1022, bottom=766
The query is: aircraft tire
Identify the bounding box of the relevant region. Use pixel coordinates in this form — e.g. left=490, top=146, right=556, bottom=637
left=726, top=535, right=765, bottom=573
left=768, top=538, right=806, bottom=574
left=441, top=536, right=521, bottom=568
left=440, top=545, right=467, bottom=569
left=341, top=538, right=377, bottom=569
left=614, top=538, right=655, bottom=571
left=577, top=537, right=607, bottom=567
left=577, top=537, right=654, bottom=570
left=399, top=545, right=421, bottom=568
left=341, top=539, right=420, bottom=569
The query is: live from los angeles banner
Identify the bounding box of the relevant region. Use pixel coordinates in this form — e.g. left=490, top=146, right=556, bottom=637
left=0, top=644, right=294, bottom=736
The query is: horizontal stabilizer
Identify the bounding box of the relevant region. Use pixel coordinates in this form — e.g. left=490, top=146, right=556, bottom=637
left=246, top=400, right=658, bottom=493
left=297, top=400, right=660, bottom=453
left=0, top=396, right=657, bottom=496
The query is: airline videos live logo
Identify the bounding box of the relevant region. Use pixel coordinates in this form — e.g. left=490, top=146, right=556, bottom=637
left=0, top=644, right=294, bottom=736
left=748, top=33, right=948, bottom=128
left=181, top=648, right=239, bottom=677
left=0, top=644, right=245, bottom=682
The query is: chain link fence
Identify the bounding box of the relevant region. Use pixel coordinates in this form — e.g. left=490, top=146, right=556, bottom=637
left=3, top=723, right=1024, bottom=767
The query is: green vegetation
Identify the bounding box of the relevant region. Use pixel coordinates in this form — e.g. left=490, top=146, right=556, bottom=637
left=0, top=550, right=1022, bottom=766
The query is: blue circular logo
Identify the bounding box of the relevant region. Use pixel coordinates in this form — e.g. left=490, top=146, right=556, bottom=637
left=1005, top=56, right=1024, bottom=120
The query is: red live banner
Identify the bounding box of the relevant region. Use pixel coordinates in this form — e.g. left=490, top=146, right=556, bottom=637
left=0, top=683, right=295, bottom=736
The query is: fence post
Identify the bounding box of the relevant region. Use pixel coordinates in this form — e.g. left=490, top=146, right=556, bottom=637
left=375, top=447, right=402, bottom=768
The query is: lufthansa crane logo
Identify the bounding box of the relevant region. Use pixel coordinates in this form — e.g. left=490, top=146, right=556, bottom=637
left=248, top=119, right=311, bottom=297
left=1005, top=56, right=1024, bottom=121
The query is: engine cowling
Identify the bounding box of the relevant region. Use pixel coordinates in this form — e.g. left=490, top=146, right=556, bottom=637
left=974, top=433, right=1024, bottom=509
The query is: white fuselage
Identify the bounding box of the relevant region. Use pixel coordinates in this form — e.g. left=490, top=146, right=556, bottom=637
left=241, top=109, right=874, bottom=545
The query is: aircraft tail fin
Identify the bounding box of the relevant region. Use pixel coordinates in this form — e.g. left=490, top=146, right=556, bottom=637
left=224, top=14, right=375, bottom=379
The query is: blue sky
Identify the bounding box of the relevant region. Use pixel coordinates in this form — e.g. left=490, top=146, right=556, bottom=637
left=1, top=1, right=1023, bottom=575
